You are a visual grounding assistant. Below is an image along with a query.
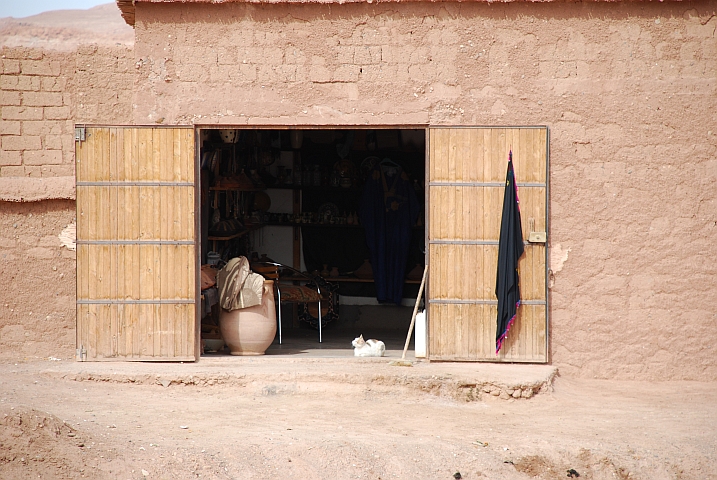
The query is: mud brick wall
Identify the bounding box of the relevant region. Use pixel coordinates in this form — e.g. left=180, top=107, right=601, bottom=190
left=0, top=201, right=78, bottom=358
left=1, top=1, right=716, bottom=379
left=0, top=48, right=75, bottom=178
left=0, top=45, right=133, bottom=360
left=73, top=44, right=134, bottom=126
left=132, top=1, right=717, bottom=380
left=0, top=45, right=133, bottom=181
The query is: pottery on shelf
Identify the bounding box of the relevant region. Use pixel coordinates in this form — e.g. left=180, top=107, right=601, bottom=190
left=219, top=280, right=276, bottom=356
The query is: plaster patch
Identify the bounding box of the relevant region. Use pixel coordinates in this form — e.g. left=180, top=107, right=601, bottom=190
left=59, top=223, right=76, bottom=251
left=550, top=244, right=570, bottom=273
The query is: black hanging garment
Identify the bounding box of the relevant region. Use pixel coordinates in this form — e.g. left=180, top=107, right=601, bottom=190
left=495, top=151, right=525, bottom=354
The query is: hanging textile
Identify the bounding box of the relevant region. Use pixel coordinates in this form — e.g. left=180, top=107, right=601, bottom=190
left=495, top=151, right=525, bottom=354
left=359, top=163, right=419, bottom=305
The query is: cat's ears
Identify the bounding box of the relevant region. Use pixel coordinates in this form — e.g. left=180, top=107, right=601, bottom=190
left=358, top=334, right=364, bottom=340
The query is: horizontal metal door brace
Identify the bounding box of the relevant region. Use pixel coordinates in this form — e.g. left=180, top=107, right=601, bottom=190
left=76, top=182, right=194, bottom=187
left=429, top=182, right=546, bottom=187
left=429, top=240, right=536, bottom=246
left=76, top=240, right=194, bottom=245
left=77, top=299, right=195, bottom=305
left=429, top=299, right=546, bottom=305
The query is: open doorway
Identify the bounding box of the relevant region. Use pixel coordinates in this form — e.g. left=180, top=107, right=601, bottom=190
left=198, top=128, right=427, bottom=357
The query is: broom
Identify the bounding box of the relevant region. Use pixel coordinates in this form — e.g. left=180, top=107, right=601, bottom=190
left=390, top=265, right=428, bottom=367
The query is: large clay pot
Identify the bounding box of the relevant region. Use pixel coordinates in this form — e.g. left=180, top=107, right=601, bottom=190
left=219, top=280, right=276, bottom=355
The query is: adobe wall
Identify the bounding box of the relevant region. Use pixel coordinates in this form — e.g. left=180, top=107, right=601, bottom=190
left=0, top=45, right=133, bottom=359
left=132, top=1, right=717, bottom=380
left=0, top=200, right=77, bottom=358
left=1, top=46, right=134, bottom=185
left=1, top=2, right=715, bottom=379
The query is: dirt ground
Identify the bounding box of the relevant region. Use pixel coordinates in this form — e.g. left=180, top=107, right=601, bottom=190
left=0, top=359, right=715, bottom=480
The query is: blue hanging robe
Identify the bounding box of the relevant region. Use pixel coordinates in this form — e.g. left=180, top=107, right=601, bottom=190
left=360, top=163, right=419, bottom=305
left=495, top=151, right=525, bottom=354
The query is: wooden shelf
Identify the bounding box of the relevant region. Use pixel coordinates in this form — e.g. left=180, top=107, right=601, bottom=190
left=207, top=224, right=262, bottom=241
left=209, top=186, right=264, bottom=192
left=329, top=277, right=423, bottom=284
left=264, top=222, right=363, bottom=229
left=280, top=275, right=422, bottom=284
left=207, top=231, right=248, bottom=241
left=302, top=223, right=364, bottom=229
left=266, top=185, right=362, bottom=192
left=264, top=222, right=424, bottom=230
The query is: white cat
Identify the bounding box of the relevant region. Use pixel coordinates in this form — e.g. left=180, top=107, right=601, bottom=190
left=352, top=334, right=386, bottom=357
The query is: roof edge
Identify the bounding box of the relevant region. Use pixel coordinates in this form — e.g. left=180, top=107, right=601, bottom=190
left=117, top=0, right=686, bottom=26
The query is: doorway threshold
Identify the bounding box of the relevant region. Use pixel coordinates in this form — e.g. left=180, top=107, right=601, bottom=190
left=38, top=358, right=556, bottom=402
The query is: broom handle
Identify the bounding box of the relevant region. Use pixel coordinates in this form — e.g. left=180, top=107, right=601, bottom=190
left=402, top=265, right=429, bottom=360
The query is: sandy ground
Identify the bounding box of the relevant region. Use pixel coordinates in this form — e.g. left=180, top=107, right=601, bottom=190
left=0, top=359, right=715, bottom=480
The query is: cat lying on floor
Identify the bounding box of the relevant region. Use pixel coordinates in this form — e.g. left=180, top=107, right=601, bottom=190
left=351, top=334, right=386, bottom=357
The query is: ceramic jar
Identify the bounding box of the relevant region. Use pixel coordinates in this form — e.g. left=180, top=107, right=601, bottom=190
left=219, top=280, right=276, bottom=355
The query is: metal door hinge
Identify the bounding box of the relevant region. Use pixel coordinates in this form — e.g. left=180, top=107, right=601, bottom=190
left=76, top=346, right=87, bottom=362
left=75, top=127, right=86, bottom=142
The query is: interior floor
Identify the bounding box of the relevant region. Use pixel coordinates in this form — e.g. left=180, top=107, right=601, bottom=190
left=202, top=328, right=417, bottom=359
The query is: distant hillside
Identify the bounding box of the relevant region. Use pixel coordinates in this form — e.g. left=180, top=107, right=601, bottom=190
left=0, top=3, right=133, bottom=50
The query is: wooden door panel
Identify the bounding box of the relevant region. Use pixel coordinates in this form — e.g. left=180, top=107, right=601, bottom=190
left=427, top=127, right=548, bottom=362
left=429, top=244, right=545, bottom=302
left=499, top=305, right=547, bottom=361
left=429, top=186, right=545, bottom=242
left=76, top=126, right=196, bottom=361
left=94, top=303, right=194, bottom=359
left=429, top=303, right=547, bottom=361
left=429, top=303, right=495, bottom=360
left=429, top=128, right=547, bottom=184
left=519, top=245, right=546, bottom=302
